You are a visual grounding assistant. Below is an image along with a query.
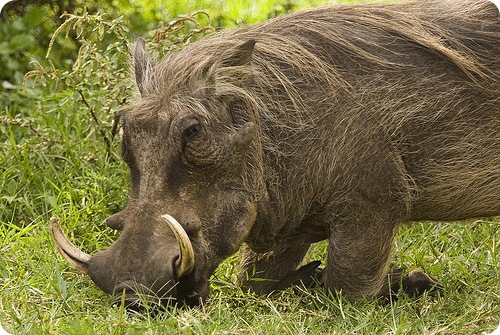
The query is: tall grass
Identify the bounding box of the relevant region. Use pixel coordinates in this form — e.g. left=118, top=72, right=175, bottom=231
left=0, top=0, right=499, bottom=334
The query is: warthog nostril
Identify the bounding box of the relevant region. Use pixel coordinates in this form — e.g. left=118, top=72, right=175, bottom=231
left=187, top=290, right=198, bottom=298
left=112, top=287, right=139, bottom=309
left=113, top=281, right=143, bottom=307
left=115, top=291, right=176, bottom=311
left=112, top=278, right=181, bottom=310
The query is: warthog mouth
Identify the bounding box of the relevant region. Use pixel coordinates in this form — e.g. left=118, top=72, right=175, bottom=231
left=112, top=279, right=179, bottom=310
left=50, top=215, right=196, bottom=307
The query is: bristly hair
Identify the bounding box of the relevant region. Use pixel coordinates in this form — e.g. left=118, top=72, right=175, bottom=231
left=131, top=0, right=500, bottom=224
left=136, top=0, right=499, bottom=122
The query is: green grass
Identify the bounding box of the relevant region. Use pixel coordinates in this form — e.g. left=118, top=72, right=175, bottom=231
left=1, top=0, right=499, bottom=334
left=1, top=214, right=499, bottom=334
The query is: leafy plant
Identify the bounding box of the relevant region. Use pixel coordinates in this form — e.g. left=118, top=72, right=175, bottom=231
left=23, top=10, right=214, bottom=156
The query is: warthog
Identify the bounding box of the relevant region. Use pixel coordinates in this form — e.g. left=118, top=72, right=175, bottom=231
left=51, top=0, right=500, bottom=308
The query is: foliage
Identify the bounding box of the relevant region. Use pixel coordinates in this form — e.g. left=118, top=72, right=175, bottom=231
left=1, top=5, right=215, bottom=226
left=0, top=0, right=326, bottom=88
left=0, top=0, right=106, bottom=86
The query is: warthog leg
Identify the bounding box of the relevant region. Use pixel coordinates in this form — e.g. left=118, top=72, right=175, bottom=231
left=325, top=210, right=443, bottom=300
left=239, top=244, right=313, bottom=294
left=324, top=212, right=398, bottom=299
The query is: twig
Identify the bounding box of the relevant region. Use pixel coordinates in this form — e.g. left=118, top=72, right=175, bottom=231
left=0, top=117, right=53, bottom=143
left=77, top=90, right=111, bottom=152
left=111, top=98, right=126, bottom=141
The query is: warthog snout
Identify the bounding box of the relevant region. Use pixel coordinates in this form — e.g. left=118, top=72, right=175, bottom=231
left=50, top=215, right=197, bottom=308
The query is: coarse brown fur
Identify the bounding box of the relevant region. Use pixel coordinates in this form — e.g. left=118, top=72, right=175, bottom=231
left=61, top=0, right=500, bottom=306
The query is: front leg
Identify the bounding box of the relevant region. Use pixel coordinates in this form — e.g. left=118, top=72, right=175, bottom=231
left=239, top=244, right=316, bottom=294
left=325, top=215, right=397, bottom=299
left=326, top=219, right=443, bottom=299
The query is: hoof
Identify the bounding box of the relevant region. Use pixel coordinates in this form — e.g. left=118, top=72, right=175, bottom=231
left=379, top=268, right=442, bottom=300
left=402, top=269, right=442, bottom=296
left=275, top=260, right=323, bottom=291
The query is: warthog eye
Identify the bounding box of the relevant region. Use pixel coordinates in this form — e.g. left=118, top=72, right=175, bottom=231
left=183, top=124, right=201, bottom=140
left=181, top=123, right=202, bottom=153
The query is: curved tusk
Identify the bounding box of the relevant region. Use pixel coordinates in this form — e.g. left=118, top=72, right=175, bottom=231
left=49, top=217, right=90, bottom=274
left=161, top=214, right=195, bottom=277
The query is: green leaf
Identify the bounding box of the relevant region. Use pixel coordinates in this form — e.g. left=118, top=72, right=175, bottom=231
left=10, top=33, right=35, bottom=50
left=24, top=7, right=47, bottom=27
left=0, top=42, right=10, bottom=55
left=2, top=195, right=17, bottom=204
left=98, top=24, right=105, bottom=40
left=6, top=179, right=18, bottom=195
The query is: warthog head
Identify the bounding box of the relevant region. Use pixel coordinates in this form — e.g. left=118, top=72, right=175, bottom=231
left=51, top=38, right=261, bottom=308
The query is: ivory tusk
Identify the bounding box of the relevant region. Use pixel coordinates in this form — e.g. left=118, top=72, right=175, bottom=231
left=161, top=214, right=195, bottom=277
left=49, top=217, right=90, bottom=274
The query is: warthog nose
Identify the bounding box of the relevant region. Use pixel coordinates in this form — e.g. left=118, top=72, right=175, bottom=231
left=114, top=282, right=136, bottom=300
left=114, top=280, right=134, bottom=292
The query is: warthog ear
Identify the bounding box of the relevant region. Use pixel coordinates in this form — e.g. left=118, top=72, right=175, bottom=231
left=210, top=39, right=256, bottom=97
left=217, top=39, right=256, bottom=68
left=134, top=37, right=154, bottom=96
